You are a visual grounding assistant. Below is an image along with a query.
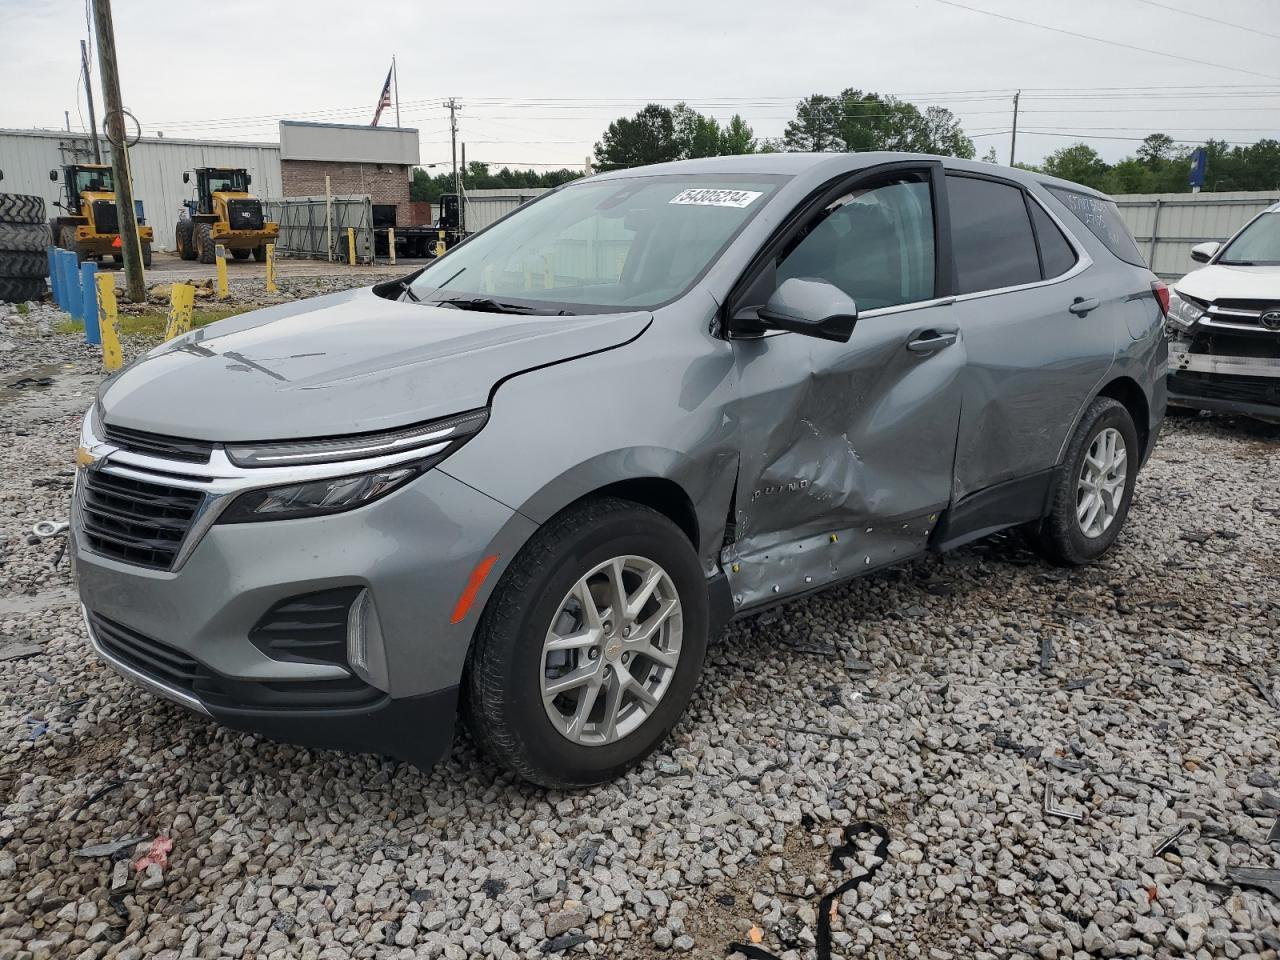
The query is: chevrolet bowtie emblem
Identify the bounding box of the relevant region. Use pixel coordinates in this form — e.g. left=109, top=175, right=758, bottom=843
left=75, top=446, right=97, bottom=468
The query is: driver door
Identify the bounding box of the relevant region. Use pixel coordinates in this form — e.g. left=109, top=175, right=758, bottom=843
left=723, top=162, right=964, bottom=610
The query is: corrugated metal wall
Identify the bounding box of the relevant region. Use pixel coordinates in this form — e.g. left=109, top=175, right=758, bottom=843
left=0, top=129, right=281, bottom=251
left=461, top=187, right=549, bottom=233
left=1113, top=190, right=1279, bottom=279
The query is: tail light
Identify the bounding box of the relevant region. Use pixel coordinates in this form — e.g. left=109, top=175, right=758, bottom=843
left=1152, top=280, right=1170, bottom=317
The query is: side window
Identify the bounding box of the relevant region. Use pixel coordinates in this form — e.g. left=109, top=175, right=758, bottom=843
left=1028, top=200, right=1078, bottom=279
left=946, top=175, right=1041, bottom=294
left=776, top=174, right=935, bottom=311
left=1047, top=186, right=1147, bottom=267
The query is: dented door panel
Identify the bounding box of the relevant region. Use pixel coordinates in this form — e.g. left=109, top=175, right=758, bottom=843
left=724, top=302, right=964, bottom=609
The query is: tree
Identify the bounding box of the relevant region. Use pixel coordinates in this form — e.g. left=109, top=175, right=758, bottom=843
left=673, top=103, right=723, bottom=159
left=594, top=104, right=680, bottom=170
left=783, top=94, right=843, bottom=152
left=720, top=114, right=757, bottom=155
left=1042, top=143, right=1109, bottom=190
left=410, top=164, right=580, bottom=205
left=782, top=89, right=974, bottom=158
left=1137, top=133, right=1176, bottom=168
left=982, top=146, right=999, bottom=164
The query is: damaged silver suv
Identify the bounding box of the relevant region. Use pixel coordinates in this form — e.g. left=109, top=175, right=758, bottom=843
left=73, top=154, right=1167, bottom=787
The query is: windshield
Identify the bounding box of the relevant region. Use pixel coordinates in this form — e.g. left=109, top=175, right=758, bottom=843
left=206, top=170, right=248, bottom=193
left=1219, top=212, right=1280, bottom=265
left=75, top=168, right=114, bottom=193
left=408, top=174, right=785, bottom=312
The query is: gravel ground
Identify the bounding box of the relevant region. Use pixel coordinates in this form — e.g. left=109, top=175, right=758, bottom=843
left=2, top=287, right=1280, bottom=960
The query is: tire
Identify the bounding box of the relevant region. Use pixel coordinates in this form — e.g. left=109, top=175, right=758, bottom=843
left=141, top=242, right=152, bottom=268
left=0, top=251, right=48, bottom=279
left=175, top=220, right=195, bottom=261
left=230, top=248, right=250, bottom=261
left=112, top=253, right=123, bottom=264
left=253, top=245, right=268, bottom=262
left=1033, top=397, right=1139, bottom=566
left=58, top=226, right=86, bottom=263
left=465, top=497, right=709, bottom=788
left=0, top=222, right=53, bottom=253
left=195, top=222, right=215, bottom=264
left=0, top=277, right=46, bottom=303
left=0, top=193, right=46, bottom=225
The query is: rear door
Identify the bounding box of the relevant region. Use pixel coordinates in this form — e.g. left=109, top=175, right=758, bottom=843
left=724, top=162, right=965, bottom=609
left=944, top=172, right=1116, bottom=512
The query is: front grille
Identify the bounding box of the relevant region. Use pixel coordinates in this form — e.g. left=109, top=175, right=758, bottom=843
left=89, top=611, right=381, bottom=710
left=1171, top=371, right=1280, bottom=406
left=102, top=423, right=214, bottom=464
left=1212, top=299, right=1279, bottom=314
left=92, top=199, right=118, bottom=234
left=227, top=199, right=264, bottom=231
left=80, top=470, right=204, bottom=570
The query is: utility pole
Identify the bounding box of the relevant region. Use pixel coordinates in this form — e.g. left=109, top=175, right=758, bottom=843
left=447, top=98, right=461, bottom=232
left=1009, top=89, right=1020, bottom=167
left=92, top=0, right=145, bottom=302
left=392, top=55, right=400, bottom=128
left=81, top=39, right=101, bottom=164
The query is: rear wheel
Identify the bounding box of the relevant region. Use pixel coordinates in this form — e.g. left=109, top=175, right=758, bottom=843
left=253, top=245, right=268, bottom=262
left=1033, top=397, right=1138, bottom=566
left=231, top=248, right=250, bottom=261
left=175, top=220, right=195, bottom=261
left=465, top=497, right=708, bottom=788
left=141, top=242, right=152, bottom=268
left=195, top=222, right=215, bottom=264
left=58, top=226, right=85, bottom=263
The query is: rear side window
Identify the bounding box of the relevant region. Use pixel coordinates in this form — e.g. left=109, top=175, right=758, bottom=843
left=1047, top=186, right=1146, bottom=267
left=1029, top=201, right=1078, bottom=278
left=946, top=175, right=1041, bottom=294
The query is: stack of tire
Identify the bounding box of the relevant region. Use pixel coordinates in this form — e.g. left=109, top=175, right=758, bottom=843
left=0, top=192, right=51, bottom=304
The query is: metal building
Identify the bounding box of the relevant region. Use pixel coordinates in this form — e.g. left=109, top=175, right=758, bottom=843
left=0, top=128, right=281, bottom=251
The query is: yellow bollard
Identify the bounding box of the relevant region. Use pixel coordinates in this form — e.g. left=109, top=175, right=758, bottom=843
left=264, top=243, right=277, bottom=294
left=215, top=244, right=229, bottom=299
left=164, top=283, right=195, bottom=341
left=347, top=227, right=356, bottom=266
left=387, top=228, right=396, bottom=266
left=95, top=273, right=121, bottom=372
left=435, top=229, right=446, bottom=257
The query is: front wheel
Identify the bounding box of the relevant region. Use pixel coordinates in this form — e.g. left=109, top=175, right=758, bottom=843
left=465, top=497, right=708, bottom=788
left=1033, top=397, right=1139, bottom=566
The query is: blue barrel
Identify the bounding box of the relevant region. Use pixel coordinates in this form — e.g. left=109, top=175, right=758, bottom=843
left=81, top=261, right=100, bottom=346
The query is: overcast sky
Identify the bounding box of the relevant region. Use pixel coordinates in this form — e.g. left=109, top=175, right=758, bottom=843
left=1, top=0, right=1277, bottom=170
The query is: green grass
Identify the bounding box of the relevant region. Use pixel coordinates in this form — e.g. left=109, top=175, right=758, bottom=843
left=54, top=306, right=246, bottom=340
left=15, top=302, right=28, bottom=315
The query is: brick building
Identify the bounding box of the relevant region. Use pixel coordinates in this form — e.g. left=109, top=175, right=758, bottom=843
left=278, top=121, right=419, bottom=227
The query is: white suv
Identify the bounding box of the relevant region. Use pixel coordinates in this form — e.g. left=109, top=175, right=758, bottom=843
left=1166, top=202, right=1280, bottom=419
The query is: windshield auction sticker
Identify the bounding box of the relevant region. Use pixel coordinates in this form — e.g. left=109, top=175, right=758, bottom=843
left=668, top=188, right=763, bottom=208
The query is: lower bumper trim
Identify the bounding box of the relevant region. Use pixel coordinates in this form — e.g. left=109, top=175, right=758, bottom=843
left=83, top=604, right=211, bottom=716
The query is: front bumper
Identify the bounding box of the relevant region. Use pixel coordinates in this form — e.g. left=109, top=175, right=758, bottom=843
left=73, top=436, right=536, bottom=769
left=1167, top=341, right=1280, bottom=417
left=210, top=223, right=279, bottom=248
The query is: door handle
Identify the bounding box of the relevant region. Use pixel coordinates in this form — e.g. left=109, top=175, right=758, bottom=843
left=906, top=330, right=958, bottom=353
left=1069, top=296, right=1101, bottom=316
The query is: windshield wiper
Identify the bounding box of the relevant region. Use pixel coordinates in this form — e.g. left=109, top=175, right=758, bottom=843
left=398, top=279, right=420, bottom=302
left=434, top=297, right=575, bottom=316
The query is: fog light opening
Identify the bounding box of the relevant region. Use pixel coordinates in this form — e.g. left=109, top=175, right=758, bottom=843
left=346, top=588, right=379, bottom=675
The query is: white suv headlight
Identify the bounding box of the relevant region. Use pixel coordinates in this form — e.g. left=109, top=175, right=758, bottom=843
left=1166, top=291, right=1205, bottom=331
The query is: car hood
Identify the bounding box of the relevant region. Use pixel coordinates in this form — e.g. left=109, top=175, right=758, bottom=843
left=1174, top=263, right=1280, bottom=302
left=99, top=286, right=651, bottom=441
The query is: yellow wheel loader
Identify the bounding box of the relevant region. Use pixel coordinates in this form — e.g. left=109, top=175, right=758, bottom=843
left=175, top=168, right=278, bottom=265
left=49, top=164, right=153, bottom=265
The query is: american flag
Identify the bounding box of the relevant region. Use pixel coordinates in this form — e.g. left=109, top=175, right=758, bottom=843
left=371, top=67, right=393, bottom=126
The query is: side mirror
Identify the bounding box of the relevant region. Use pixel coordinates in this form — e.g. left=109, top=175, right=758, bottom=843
left=182, top=172, right=190, bottom=184
left=245, top=173, right=252, bottom=186
left=49, top=169, right=59, bottom=182
left=753, top=277, right=859, bottom=343
left=1190, top=241, right=1220, bottom=264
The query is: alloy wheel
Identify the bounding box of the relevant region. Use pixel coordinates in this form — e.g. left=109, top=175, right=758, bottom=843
left=540, top=555, right=683, bottom=745
left=1076, top=426, right=1127, bottom=538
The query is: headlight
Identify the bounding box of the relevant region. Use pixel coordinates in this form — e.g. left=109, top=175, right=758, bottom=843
left=1166, top=291, right=1204, bottom=331
left=218, top=465, right=420, bottom=523
left=224, top=409, right=487, bottom=468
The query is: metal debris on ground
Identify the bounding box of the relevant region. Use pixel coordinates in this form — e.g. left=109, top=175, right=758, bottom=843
left=31, top=519, right=69, bottom=539
left=1039, top=634, right=1053, bottom=673
left=1154, top=824, right=1191, bottom=857
left=0, top=644, right=41, bottom=662
left=72, top=779, right=124, bottom=816
left=542, top=933, right=591, bottom=953
left=1226, top=866, right=1280, bottom=899
left=1043, top=783, right=1085, bottom=822
left=76, top=835, right=149, bottom=859
left=1064, top=677, right=1095, bottom=691
left=1044, top=756, right=1088, bottom=774
left=7, top=376, right=53, bottom=389
left=727, top=821, right=891, bottom=960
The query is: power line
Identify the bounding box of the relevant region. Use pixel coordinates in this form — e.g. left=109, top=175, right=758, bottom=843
left=1129, top=0, right=1280, bottom=42
left=931, top=0, right=1280, bottom=82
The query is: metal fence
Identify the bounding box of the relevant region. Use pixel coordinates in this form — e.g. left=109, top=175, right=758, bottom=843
left=263, top=195, right=375, bottom=262
left=1112, top=190, right=1278, bottom=280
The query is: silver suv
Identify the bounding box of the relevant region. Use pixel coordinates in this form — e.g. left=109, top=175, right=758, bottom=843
left=73, top=153, right=1167, bottom=787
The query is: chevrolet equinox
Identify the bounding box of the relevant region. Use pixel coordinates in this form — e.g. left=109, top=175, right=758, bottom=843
left=73, top=153, right=1167, bottom=787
